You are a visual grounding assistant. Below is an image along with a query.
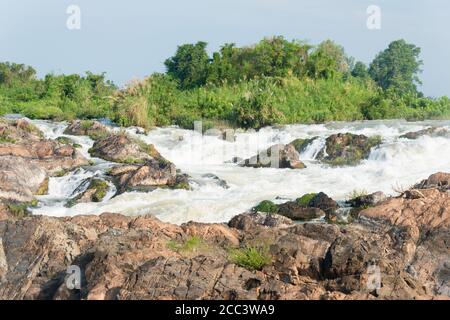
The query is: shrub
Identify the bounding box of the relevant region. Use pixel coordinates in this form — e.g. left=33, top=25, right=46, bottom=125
left=229, top=245, right=272, bottom=271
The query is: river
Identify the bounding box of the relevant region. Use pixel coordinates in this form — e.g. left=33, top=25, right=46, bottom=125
left=28, top=119, right=450, bottom=224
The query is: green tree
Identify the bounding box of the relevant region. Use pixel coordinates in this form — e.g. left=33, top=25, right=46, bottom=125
left=369, top=39, right=423, bottom=94
left=307, top=40, right=350, bottom=79
left=164, top=41, right=210, bottom=89
left=351, top=61, right=370, bottom=79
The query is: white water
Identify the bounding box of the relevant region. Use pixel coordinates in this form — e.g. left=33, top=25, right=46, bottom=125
left=29, top=119, right=450, bottom=224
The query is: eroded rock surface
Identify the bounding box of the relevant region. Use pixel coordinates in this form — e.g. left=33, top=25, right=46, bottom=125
left=0, top=119, right=89, bottom=203
left=0, top=172, right=447, bottom=300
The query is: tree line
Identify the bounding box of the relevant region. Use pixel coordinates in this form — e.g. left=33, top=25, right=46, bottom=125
left=0, top=37, right=448, bottom=129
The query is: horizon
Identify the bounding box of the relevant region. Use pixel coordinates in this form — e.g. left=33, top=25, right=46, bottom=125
left=1, top=0, right=449, bottom=97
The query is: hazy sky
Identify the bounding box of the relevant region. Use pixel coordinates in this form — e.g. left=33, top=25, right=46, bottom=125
left=1, top=0, right=449, bottom=97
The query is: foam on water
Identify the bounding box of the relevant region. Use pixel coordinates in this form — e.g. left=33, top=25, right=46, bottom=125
left=29, top=119, right=450, bottom=224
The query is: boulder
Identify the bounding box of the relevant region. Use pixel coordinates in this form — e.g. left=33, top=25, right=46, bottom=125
left=309, top=192, right=339, bottom=215
left=348, top=191, right=387, bottom=208
left=277, top=202, right=325, bottom=221
left=241, top=144, right=306, bottom=169
left=414, top=172, right=450, bottom=191
left=0, top=156, right=48, bottom=202
left=109, top=159, right=189, bottom=193
left=400, top=127, right=449, bottom=140
left=317, top=133, right=381, bottom=166
left=63, top=120, right=109, bottom=140
left=89, top=133, right=162, bottom=164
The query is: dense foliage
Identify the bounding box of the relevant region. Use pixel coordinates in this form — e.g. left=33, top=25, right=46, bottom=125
left=1, top=37, right=449, bottom=129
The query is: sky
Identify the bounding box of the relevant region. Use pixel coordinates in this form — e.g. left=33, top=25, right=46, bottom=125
left=0, top=0, right=449, bottom=97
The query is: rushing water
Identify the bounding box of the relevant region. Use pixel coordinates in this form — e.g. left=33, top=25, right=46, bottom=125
left=28, top=119, right=450, bottom=224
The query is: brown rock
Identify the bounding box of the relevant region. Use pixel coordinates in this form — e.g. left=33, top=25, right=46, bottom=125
left=241, top=144, right=306, bottom=169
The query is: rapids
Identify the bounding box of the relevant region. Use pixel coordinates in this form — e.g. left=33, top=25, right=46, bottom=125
left=28, top=119, right=450, bottom=224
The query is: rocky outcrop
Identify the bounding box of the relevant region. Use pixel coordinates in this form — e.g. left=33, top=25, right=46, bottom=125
left=317, top=133, right=381, bottom=166
left=413, top=172, right=450, bottom=191
left=109, top=159, right=190, bottom=193
left=0, top=119, right=89, bottom=202
left=63, top=120, right=109, bottom=140
left=0, top=172, right=448, bottom=300
left=89, top=133, right=162, bottom=164
left=400, top=127, right=449, bottom=140
left=241, top=144, right=306, bottom=169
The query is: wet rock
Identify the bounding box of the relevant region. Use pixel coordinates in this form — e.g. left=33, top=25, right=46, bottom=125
left=109, top=159, right=185, bottom=193
left=89, top=133, right=163, bottom=164
left=348, top=191, right=387, bottom=208
left=288, top=137, right=318, bottom=154
left=67, top=179, right=111, bottom=207
left=400, top=127, right=449, bottom=140
left=241, top=144, right=306, bottom=169
left=317, top=133, right=382, bottom=166
left=63, top=120, right=109, bottom=140
left=201, top=173, right=229, bottom=189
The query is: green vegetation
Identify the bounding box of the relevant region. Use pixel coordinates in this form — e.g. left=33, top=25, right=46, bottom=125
left=88, top=179, right=110, bottom=202
left=167, top=235, right=204, bottom=253
left=35, top=177, right=49, bottom=196
left=346, top=189, right=369, bottom=202
left=5, top=200, right=37, bottom=218
left=1, top=37, right=449, bottom=129
left=295, top=193, right=317, bottom=207
left=253, top=200, right=279, bottom=213
left=229, top=245, right=272, bottom=271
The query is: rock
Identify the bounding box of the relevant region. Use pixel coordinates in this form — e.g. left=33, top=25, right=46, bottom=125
left=252, top=193, right=332, bottom=221
left=0, top=173, right=448, bottom=300
left=89, top=133, right=162, bottom=164
left=0, top=156, right=47, bottom=202
left=63, top=120, right=109, bottom=140
left=414, top=172, right=450, bottom=191
left=229, top=212, right=294, bottom=230
left=241, top=144, right=306, bottom=169
left=400, top=127, right=449, bottom=140
left=277, top=202, right=325, bottom=221
left=0, top=119, right=89, bottom=204
left=109, top=159, right=182, bottom=193
left=348, top=191, right=387, bottom=208
left=288, top=137, right=318, bottom=154
left=0, top=119, right=43, bottom=144
left=67, top=179, right=111, bottom=207
left=201, top=173, right=229, bottom=189
left=309, top=192, right=339, bottom=215
left=317, top=133, right=381, bottom=166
